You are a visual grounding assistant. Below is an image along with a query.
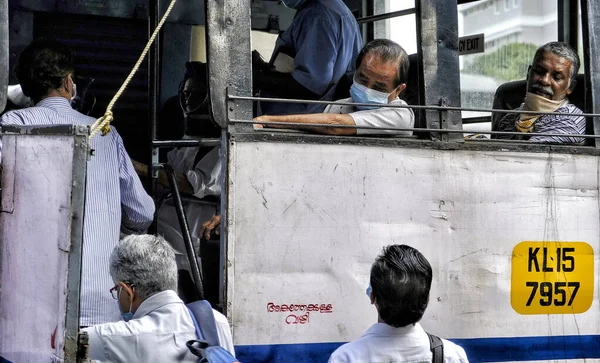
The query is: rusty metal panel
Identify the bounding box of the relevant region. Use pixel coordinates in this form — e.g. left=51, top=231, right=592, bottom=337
left=0, top=0, right=7, bottom=113
left=415, top=0, right=463, bottom=141
left=0, top=125, right=88, bottom=363
left=206, top=0, right=252, bottom=129
left=227, top=139, right=600, bottom=362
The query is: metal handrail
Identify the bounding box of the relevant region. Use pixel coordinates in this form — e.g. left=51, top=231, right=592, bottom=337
left=160, top=164, right=205, bottom=300
left=229, top=94, right=600, bottom=118
left=231, top=119, right=599, bottom=140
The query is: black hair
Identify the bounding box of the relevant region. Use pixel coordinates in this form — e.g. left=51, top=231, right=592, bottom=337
left=355, top=39, right=409, bottom=87
left=16, top=39, right=75, bottom=103
left=370, top=244, right=432, bottom=328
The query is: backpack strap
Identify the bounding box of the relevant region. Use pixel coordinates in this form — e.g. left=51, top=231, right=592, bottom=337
left=427, top=333, right=444, bottom=363
left=186, top=300, right=221, bottom=347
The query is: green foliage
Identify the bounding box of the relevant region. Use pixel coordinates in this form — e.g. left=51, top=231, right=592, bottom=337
left=464, top=43, right=539, bottom=82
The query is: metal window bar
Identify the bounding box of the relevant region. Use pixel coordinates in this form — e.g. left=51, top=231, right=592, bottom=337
left=228, top=94, right=600, bottom=119
left=230, top=119, right=600, bottom=140
left=356, top=8, right=416, bottom=25
left=160, top=163, right=205, bottom=301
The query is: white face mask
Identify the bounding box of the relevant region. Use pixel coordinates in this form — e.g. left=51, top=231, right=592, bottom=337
left=350, top=78, right=397, bottom=110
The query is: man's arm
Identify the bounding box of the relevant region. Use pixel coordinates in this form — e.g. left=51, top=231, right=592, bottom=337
left=117, top=134, right=155, bottom=232
left=254, top=113, right=357, bottom=135
left=131, top=159, right=194, bottom=195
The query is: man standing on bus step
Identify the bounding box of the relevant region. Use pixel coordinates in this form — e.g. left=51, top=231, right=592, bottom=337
left=82, top=234, right=235, bottom=362
left=494, top=42, right=585, bottom=143
left=253, top=39, right=415, bottom=136
left=329, top=245, right=469, bottom=363
left=253, top=0, right=363, bottom=115
left=0, top=39, right=155, bottom=326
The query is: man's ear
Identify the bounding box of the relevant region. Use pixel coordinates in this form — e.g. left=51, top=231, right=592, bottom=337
left=63, top=74, right=73, bottom=94
left=390, top=83, right=406, bottom=102
left=567, top=78, right=576, bottom=95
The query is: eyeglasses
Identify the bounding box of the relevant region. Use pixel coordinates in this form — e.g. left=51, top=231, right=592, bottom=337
left=110, top=285, right=120, bottom=300
left=109, top=282, right=134, bottom=300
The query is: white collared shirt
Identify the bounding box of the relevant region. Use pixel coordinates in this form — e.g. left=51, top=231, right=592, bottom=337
left=324, top=97, right=415, bottom=135
left=329, top=323, right=469, bottom=363
left=83, top=290, right=235, bottom=362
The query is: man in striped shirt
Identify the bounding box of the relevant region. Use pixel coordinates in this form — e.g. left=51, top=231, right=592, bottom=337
left=0, top=39, right=155, bottom=326
left=494, top=42, right=586, bottom=143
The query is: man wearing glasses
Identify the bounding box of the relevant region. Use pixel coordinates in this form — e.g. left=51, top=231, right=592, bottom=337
left=82, top=235, right=235, bottom=362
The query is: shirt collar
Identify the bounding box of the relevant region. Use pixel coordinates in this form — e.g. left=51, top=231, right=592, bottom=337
left=35, top=96, right=74, bottom=111
left=132, top=290, right=184, bottom=319
left=362, top=322, right=424, bottom=338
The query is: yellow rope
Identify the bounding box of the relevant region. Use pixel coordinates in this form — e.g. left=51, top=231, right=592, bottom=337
left=89, top=0, right=178, bottom=139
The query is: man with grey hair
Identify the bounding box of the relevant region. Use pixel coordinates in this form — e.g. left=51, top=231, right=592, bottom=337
left=82, top=235, right=235, bottom=362
left=494, top=41, right=585, bottom=143
left=254, top=39, right=414, bottom=136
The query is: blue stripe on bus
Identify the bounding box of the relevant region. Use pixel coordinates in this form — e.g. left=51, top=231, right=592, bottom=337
left=235, top=334, right=600, bottom=363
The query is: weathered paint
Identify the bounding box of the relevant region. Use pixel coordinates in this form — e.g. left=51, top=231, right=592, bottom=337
left=227, top=140, right=600, bottom=362
left=0, top=130, right=87, bottom=363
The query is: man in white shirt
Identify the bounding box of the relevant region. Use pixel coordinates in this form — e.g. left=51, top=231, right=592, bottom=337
left=254, top=39, right=414, bottom=135
left=82, top=234, right=235, bottom=362
left=329, top=245, right=469, bottom=363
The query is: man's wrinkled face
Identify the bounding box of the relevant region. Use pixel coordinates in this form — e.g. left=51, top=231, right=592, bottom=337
left=354, top=53, right=405, bottom=103
left=527, top=51, right=573, bottom=101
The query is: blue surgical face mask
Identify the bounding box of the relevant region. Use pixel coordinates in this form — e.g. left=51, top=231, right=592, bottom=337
left=118, top=286, right=135, bottom=322
left=281, top=0, right=307, bottom=9
left=350, top=80, right=395, bottom=110
left=366, top=284, right=372, bottom=298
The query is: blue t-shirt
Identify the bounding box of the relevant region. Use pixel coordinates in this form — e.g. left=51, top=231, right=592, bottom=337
left=260, top=0, right=363, bottom=115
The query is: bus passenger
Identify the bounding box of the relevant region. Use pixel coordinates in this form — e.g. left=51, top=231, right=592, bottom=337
left=329, top=245, right=469, bottom=363
left=0, top=39, right=155, bottom=326
left=494, top=42, right=585, bottom=143
left=82, top=235, right=235, bottom=362
left=254, top=39, right=415, bottom=135
left=254, top=0, right=363, bottom=115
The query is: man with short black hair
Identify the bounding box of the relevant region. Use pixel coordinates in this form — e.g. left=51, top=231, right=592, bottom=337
left=254, top=39, right=414, bottom=136
left=329, top=245, right=469, bottom=363
left=0, top=39, right=155, bottom=326
left=494, top=41, right=585, bottom=143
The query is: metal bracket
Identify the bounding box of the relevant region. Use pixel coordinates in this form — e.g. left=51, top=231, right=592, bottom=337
left=439, top=98, right=449, bottom=142
left=1, top=136, right=16, bottom=213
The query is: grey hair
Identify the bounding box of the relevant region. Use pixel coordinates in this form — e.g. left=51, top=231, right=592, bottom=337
left=356, top=39, right=410, bottom=87
left=534, top=42, right=580, bottom=89
left=109, top=234, right=178, bottom=299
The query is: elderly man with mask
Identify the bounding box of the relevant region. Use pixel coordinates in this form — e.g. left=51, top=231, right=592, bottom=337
left=494, top=42, right=585, bottom=143
left=254, top=39, right=415, bottom=135
left=254, top=0, right=362, bottom=115
left=82, top=234, right=235, bottom=362
left=199, top=40, right=416, bottom=239
left=0, top=39, right=155, bottom=326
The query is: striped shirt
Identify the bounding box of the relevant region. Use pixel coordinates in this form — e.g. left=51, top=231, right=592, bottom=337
left=495, top=102, right=586, bottom=143
left=0, top=97, right=155, bottom=326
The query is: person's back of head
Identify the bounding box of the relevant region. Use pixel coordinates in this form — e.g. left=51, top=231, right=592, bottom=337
left=16, top=39, right=75, bottom=103
left=370, top=244, right=432, bottom=328
left=110, top=234, right=178, bottom=299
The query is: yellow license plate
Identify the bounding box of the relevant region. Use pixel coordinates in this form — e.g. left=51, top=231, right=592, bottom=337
left=511, top=241, right=594, bottom=315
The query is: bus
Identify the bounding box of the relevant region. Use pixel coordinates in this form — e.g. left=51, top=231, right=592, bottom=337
left=1, top=0, right=600, bottom=362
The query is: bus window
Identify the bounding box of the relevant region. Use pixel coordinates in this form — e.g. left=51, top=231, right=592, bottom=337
left=190, top=25, right=278, bottom=64
left=458, top=0, right=558, bottom=124
left=371, top=1, right=417, bottom=54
